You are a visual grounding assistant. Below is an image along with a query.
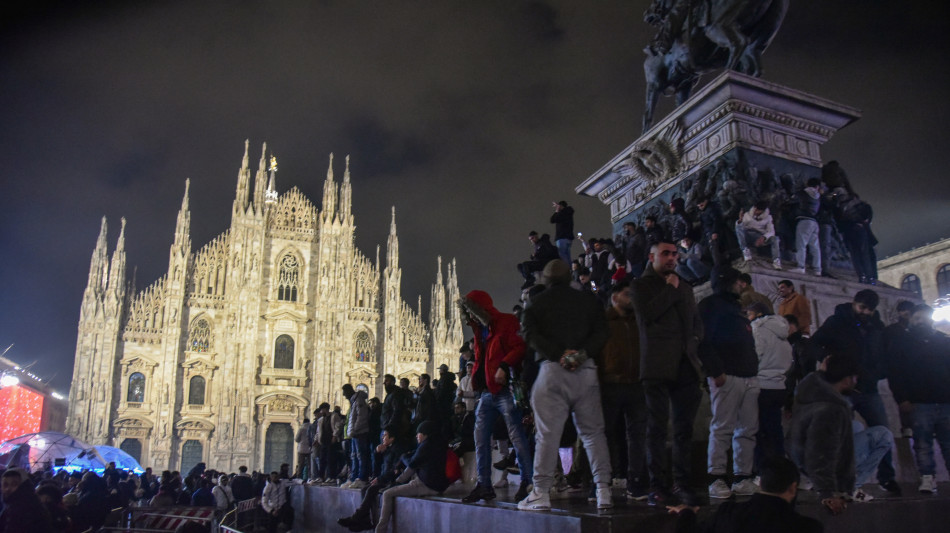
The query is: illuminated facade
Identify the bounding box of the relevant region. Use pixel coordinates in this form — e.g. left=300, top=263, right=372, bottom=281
left=0, top=356, right=68, bottom=443
left=67, top=142, right=463, bottom=473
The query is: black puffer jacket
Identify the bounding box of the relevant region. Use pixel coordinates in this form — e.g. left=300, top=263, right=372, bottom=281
left=887, top=326, right=950, bottom=405
left=787, top=372, right=855, bottom=500
left=811, top=303, right=885, bottom=395
left=697, top=291, right=758, bottom=379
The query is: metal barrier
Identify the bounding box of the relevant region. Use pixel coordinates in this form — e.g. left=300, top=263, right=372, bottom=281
left=99, top=506, right=218, bottom=532
left=218, top=498, right=261, bottom=533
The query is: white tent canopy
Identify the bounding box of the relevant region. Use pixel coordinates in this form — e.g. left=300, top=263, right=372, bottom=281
left=0, top=431, right=105, bottom=473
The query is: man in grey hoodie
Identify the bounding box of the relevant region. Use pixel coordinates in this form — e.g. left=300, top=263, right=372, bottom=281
left=747, top=303, right=793, bottom=469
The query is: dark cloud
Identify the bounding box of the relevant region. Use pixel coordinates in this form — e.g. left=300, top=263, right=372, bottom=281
left=1, top=1, right=948, bottom=392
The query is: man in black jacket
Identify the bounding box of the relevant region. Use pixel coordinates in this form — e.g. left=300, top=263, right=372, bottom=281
left=810, top=289, right=900, bottom=495
left=380, top=374, right=412, bottom=453
left=887, top=304, right=950, bottom=493
left=550, top=201, right=575, bottom=264
left=337, top=427, right=406, bottom=532
left=669, top=457, right=823, bottom=533
left=631, top=241, right=704, bottom=507
left=697, top=266, right=760, bottom=499
left=373, top=421, right=449, bottom=533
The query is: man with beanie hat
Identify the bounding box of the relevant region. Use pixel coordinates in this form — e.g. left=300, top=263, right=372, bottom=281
left=458, top=289, right=534, bottom=504
left=519, top=259, right=613, bottom=511
left=373, top=421, right=449, bottom=533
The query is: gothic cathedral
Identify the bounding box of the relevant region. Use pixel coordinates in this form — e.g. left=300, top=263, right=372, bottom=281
left=66, top=141, right=464, bottom=473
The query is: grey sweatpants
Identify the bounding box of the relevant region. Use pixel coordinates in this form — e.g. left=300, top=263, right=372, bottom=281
left=374, top=477, right=438, bottom=533
left=531, top=359, right=611, bottom=492
left=707, top=375, right=760, bottom=477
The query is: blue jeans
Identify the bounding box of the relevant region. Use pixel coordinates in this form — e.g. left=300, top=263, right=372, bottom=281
left=911, top=403, right=950, bottom=476
left=854, top=425, right=893, bottom=487
left=556, top=238, right=573, bottom=264
left=350, top=435, right=371, bottom=481
left=474, top=389, right=533, bottom=486
left=850, top=392, right=895, bottom=483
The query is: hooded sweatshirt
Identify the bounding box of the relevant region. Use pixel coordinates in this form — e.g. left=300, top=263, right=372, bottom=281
left=738, top=207, right=775, bottom=239
left=796, top=186, right=821, bottom=220
left=787, top=372, right=855, bottom=499
left=346, top=389, right=369, bottom=437
left=751, top=314, right=793, bottom=390
left=464, top=290, right=526, bottom=395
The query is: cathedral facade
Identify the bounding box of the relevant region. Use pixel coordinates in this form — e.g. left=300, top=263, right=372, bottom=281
left=66, top=142, right=463, bottom=474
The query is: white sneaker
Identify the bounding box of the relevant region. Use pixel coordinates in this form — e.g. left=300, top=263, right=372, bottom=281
left=849, top=488, right=874, bottom=502
left=518, top=488, right=551, bottom=511
left=493, top=477, right=509, bottom=488
left=732, top=478, right=758, bottom=496
left=340, top=480, right=353, bottom=489
left=349, top=480, right=367, bottom=490
left=708, top=479, right=733, bottom=499
left=919, top=475, right=937, bottom=493
left=742, top=249, right=753, bottom=261
left=794, top=267, right=806, bottom=274
left=799, top=475, right=813, bottom=491
left=773, top=258, right=782, bottom=270
left=596, top=486, right=613, bottom=509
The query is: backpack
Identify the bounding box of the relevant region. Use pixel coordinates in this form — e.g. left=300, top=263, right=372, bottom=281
left=444, top=449, right=461, bottom=483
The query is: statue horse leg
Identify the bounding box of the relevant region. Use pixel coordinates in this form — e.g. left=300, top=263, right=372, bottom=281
left=643, top=81, right=660, bottom=133
left=703, top=22, right=748, bottom=72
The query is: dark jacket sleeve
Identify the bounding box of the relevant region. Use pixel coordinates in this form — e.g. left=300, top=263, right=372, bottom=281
left=582, top=297, right=609, bottom=357
left=522, top=305, right=562, bottom=362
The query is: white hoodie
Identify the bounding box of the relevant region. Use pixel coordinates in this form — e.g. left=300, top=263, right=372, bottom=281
left=752, top=314, right=792, bottom=390
left=738, top=208, right=775, bottom=239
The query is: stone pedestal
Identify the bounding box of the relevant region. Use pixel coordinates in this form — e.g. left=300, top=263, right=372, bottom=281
left=576, top=70, right=861, bottom=243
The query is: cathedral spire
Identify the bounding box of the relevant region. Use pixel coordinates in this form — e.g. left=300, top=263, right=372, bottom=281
left=172, top=179, right=192, bottom=255
left=86, top=216, right=109, bottom=294
left=265, top=154, right=278, bottom=205
left=107, top=217, right=127, bottom=295
left=386, top=206, right=399, bottom=271
left=234, top=139, right=250, bottom=213
left=322, top=153, right=337, bottom=220
left=339, top=155, right=352, bottom=222
left=252, top=142, right=267, bottom=210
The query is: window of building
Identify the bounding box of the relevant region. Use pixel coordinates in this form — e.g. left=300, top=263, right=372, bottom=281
left=189, top=319, right=212, bottom=353
left=120, top=438, right=142, bottom=464
left=901, top=274, right=922, bottom=299
left=277, top=255, right=300, bottom=302
left=127, top=373, right=145, bottom=403
left=188, top=376, right=206, bottom=405
left=354, top=331, right=375, bottom=362
left=274, top=335, right=294, bottom=369
left=181, top=440, right=203, bottom=474
left=938, top=264, right=950, bottom=298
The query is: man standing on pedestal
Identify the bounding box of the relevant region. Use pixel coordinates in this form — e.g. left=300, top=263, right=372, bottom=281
left=550, top=200, right=575, bottom=264
left=518, top=259, right=612, bottom=511
left=811, top=289, right=901, bottom=496
left=777, top=280, right=811, bottom=335
left=631, top=241, right=704, bottom=507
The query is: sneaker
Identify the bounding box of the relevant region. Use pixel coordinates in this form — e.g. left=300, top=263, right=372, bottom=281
left=919, top=475, right=937, bottom=494
left=493, top=452, right=515, bottom=471
left=518, top=488, right=551, bottom=511
left=647, top=487, right=672, bottom=507
left=493, top=477, right=509, bottom=489
left=596, top=486, right=613, bottom=509
left=673, top=484, right=699, bottom=506
left=462, top=482, right=496, bottom=503
left=514, top=480, right=532, bottom=502
left=348, top=480, right=367, bottom=490
left=848, top=488, right=874, bottom=502
left=340, top=480, right=354, bottom=489
left=879, top=479, right=902, bottom=496
left=625, top=486, right=649, bottom=502
left=742, top=248, right=752, bottom=261
left=794, top=267, right=806, bottom=274
left=732, top=478, right=758, bottom=496
left=337, top=516, right=354, bottom=528
left=901, top=427, right=914, bottom=438
left=773, top=258, right=782, bottom=270
left=588, top=484, right=597, bottom=502
left=708, top=479, right=733, bottom=499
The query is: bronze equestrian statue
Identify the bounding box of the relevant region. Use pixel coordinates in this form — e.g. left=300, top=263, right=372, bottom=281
left=641, top=0, right=789, bottom=132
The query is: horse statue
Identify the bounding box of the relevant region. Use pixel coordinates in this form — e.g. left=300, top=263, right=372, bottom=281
left=641, top=0, right=789, bottom=132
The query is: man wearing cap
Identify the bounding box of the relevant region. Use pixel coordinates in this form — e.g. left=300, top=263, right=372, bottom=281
left=519, top=259, right=613, bottom=511
left=458, top=289, right=534, bottom=504
left=374, top=421, right=450, bottom=533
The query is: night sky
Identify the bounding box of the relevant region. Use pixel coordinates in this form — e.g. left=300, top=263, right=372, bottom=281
left=2, top=1, right=948, bottom=393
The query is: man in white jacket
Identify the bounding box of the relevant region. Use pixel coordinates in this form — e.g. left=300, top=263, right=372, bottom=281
left=261, top=471, right=291, bottom=531
left=748, top=302, right=793, bottom=469
left=735, top=200, right=782, bottom=270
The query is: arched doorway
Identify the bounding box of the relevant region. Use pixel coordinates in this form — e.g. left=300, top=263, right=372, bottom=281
left=264, top=423, right=294, bottom=474
left=180, top=440, right=203, bottom=474
left=120, top=438, right=143, bottom=464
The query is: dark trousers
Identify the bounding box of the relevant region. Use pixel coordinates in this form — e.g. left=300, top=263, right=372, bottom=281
left=643, top=362, right=702, bottom=488
left=319, top=442, right=341, bottom=479
left=755, top=389, right=786, bottom=470
left=601, top=382, right=648, bottom=487
left=850, top=391, right=895, bottom=483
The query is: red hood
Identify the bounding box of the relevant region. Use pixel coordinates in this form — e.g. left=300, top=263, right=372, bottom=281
left=465, top=290, right=502, bottom=321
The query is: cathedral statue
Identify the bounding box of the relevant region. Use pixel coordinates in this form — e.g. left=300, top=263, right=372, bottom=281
left=641, top=0, right=789, bottom=131
left=66, top=142, right=464, bottom=473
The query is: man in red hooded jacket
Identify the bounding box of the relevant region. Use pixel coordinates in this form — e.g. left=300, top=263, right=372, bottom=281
left=459, top=290, right=535, bottom=504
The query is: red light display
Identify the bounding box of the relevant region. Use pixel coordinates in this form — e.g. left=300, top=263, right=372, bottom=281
left=0, top=386, right=44, bottom=443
